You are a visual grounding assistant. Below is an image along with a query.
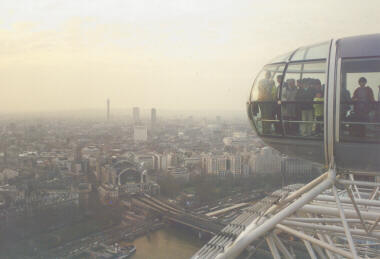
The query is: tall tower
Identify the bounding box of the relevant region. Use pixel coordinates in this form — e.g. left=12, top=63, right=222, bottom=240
left=132, top=107, right=140, bottom=124
left=151, top=108, right=157, bottom=125
left=107, top=99, right=110, bottom=121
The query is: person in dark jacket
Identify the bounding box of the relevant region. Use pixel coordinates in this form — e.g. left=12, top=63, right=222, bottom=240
left=341, top=87, right=352, bottom=121
left=296, top=78, right=315, bottom=136
left=351, top=77, right=374, bottom=137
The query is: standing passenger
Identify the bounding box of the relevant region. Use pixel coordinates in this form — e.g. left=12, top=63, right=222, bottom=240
left=274, top=75, right=283, bottom=134
left=341, top=87, right=352, bottom=121
left=313, top=91, right=324, bottom=135
left=257, top=71, right=276, bottom=134
left=282, top=79, right=298, bottom=134
left=296, top=79, right=315, bottom=136
left=351, top=77, right=374, bottom=137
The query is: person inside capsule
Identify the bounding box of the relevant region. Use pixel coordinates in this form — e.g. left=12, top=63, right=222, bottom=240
left=257, top=70, right=276, bottom=134
left=295, top=78, right=315, bottom=136
left=274, top=75, right=283, bottom=134
left=313, top=90, right=324, bottom=135
left=351, top=77, right=375, bottom=137
left=282, top=78, right=298, bottom=135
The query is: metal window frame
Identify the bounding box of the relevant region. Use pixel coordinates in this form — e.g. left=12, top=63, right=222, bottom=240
left=326, top=39, right=335, bottom=168
left=336, top=56, right=380, bottom=144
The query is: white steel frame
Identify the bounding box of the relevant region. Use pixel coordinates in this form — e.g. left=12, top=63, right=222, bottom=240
left=213, top=170, right=380, bottom=259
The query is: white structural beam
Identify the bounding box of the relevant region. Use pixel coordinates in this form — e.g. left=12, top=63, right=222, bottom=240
left=345, top=186, right=369, bottom=233
left=276, top=224, right=359, bottom=259
left=338, top=179, right=380, bottom=188
left=333, top=185, right=358, bottom=258
left=299, top=205, right=380, bottom=220
left=303, top=240, right=318, bottom=259
left=316, top=231, right=335, bottom=259
left=312, top=244, right=328, bottom=259
left=281, top=220, right=380, bottom=240
left=271, top=233, right=294, bottom=259
left=265, top=236, right=281, bottom=259
left=215, top=172, right=334, bottom=259
left=315, top=195, right=380, bottom=207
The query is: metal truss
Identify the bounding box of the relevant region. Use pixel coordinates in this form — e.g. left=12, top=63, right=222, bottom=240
left=193, top=170, right=380, bottom=259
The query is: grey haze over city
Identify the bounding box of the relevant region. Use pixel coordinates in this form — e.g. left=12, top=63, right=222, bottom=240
left=1, top=0, right=380, bottom=113
left=1, top=1, right=380, bottom=259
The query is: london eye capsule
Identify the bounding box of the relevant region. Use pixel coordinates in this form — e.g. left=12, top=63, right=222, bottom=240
left=247, top=34, right=380, bottom=172
left=193, top=34, right=380, bottom=259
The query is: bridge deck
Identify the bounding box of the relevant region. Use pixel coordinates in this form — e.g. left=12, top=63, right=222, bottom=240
left=130, top=195, right=224, bottom=235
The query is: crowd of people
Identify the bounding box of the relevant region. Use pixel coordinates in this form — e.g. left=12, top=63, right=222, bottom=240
left=255, top=71, right=380, bottom=139
left=256, top=71, right=325, bottom=137
left=282, top=77, right=324, bottom=136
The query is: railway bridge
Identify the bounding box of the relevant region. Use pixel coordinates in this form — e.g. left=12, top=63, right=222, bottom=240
left=125, top=194, right=224, bottom=235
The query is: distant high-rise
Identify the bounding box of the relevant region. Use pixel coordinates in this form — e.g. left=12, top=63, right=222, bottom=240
left=151, top=108, right=157, bottom=125
left=73, top=144, right=82, bottom=162
left=107, top=99, right=110, bottom=121
left=132, top=107, right=140, bottom=124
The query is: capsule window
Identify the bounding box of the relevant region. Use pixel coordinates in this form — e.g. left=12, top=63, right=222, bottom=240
left=249, top=64, right=285, bottom=135
left=268, top=51, right=293, bottom=64
left=291, top=41, right=329, bottom=61
left=340, top=58, right=380, bottom=143
left=304, top=42, right=329, bottom=60
left=281, top=61, right=326, bottom=138
left=291, top=48, right=307, bottom=61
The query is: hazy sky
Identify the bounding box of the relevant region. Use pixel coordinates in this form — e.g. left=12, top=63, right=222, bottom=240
left=1, top=0, right=379, bottom=113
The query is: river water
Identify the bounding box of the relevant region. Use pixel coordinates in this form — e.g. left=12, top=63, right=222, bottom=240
left=127, top=225, right=205, bottom=259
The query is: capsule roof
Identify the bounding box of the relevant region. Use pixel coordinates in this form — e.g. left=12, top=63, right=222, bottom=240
left=269, top=34, right=380, bottom=65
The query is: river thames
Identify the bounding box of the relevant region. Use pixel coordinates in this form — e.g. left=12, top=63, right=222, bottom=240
left=126, top=225, right=205, bottom=259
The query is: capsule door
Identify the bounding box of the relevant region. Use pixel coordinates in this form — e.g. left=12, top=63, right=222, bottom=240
left=334, top=56, right=380, bottom=172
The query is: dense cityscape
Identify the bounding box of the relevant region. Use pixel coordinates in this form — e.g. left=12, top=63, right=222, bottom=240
left=0, top=104, right=322, bottom=258
left=2, top=1, right=380, bottom=258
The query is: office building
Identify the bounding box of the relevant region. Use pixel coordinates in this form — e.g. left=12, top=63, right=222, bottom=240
left=132, top=107, right=140, bottom=124
left=151, top=108, right=157, bottom=125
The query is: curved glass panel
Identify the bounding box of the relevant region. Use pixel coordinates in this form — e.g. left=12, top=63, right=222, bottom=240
left=281, top=61, right=326, bottom=138
left=250, top=64, right=285, bottom=102
left=303, top=62, right=326, bottom=73
left=291, top=48, right=307, bottom=61
left=291, top=41, right=330, bottom=61
left=249, top=64, right=285, bottom=135
left=268, top=51, right=293, bottom=64
left=286, top=63, right=303, bottom=73
left=339, top=57, right=380, bottom=143
left=305, top=42, right=330, bottom=60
